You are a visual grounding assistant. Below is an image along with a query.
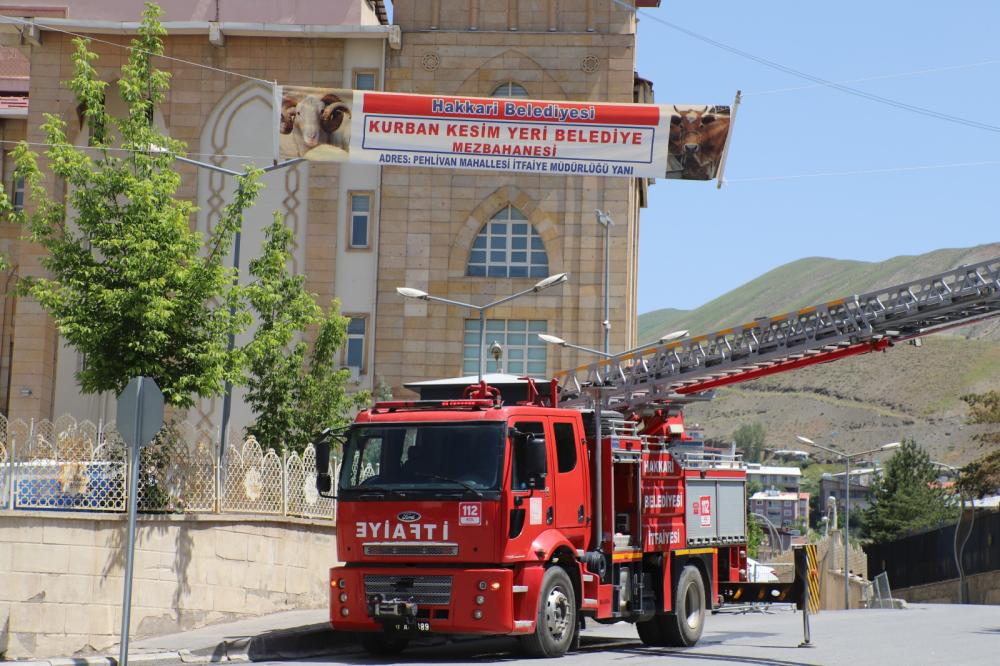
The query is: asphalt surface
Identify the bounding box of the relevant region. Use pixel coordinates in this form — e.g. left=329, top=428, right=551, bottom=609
left=253, top=604, right=1000, bottom=666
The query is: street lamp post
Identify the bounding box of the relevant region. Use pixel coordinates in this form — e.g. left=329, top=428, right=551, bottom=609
left=397, top=273, right=568, bottom=383
left=594, top=209, right=613, bottom=354
left=148, top=145, right=304, bottom=477
left=796, top=435, right=900, bottom=610
left=931, top=461, right=971, bottom=604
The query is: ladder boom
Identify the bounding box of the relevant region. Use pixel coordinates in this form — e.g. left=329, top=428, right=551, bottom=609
left=555, top=256, right=1000, bottom=410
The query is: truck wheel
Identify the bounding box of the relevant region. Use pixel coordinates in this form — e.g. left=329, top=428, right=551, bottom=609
left=663, top=565, right=706, bottom=647
left=520, top=566, right=578, bottom=658
left=636, top=615, right=670, bottom=646
left=357, top=631, right=409, bottom=656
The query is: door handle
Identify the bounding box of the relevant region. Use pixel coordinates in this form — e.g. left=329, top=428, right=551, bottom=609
left=578, top=505, right=585, bottom=523
left=546, top=506, right=554, bottom=525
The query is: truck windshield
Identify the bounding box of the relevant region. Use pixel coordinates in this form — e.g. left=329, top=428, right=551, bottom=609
left=338, top=422, right=505, bottom=496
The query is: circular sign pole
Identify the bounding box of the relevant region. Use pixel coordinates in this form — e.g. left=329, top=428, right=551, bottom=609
left=116, top=376, right=164, bottom=666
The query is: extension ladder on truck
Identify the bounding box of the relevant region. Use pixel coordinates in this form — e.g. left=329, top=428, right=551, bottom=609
left=556, top=256, right=1000, bottom=410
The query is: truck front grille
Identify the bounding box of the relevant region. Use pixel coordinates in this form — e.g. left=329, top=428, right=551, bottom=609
left=364, top=574, right=453, bottom=605
left=363, top=542, right=459, bottom=556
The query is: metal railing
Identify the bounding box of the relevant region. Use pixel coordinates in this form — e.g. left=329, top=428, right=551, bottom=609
left=0, top=414, right=338, bottom=521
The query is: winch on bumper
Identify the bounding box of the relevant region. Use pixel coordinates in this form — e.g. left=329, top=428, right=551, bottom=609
left=330, top=566, right=519, bottom=635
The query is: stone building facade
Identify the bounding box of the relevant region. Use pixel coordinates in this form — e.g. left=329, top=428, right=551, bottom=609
left=0, top=0, right=657, bottom=435
left=378, top=0, right=652, bottom=391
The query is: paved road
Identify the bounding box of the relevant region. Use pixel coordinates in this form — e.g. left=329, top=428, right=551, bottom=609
left=258, top=604, right=1000, bottom=666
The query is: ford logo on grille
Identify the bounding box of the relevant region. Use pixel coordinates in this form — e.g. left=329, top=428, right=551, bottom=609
left=397, top=511, right=421, bottom=522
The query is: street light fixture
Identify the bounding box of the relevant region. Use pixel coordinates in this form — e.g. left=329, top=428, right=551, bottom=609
left=795, top=435, right=900, bottom=610
left=539, top=328, right=691, bottom=361
left=595, top=209, right=614, bottom=354
left=397, top=272, right=568, bottom=383
left=537, top=333, right=614, bottom=358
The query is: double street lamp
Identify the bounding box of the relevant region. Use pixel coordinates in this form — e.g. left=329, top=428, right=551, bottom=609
left=538, top=328, right=690, bottom=361
left=397, top=273, right=568, bottom=383
left=795, top=435, right=900, bottom=610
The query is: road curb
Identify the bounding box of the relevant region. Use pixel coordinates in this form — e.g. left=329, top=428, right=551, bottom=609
left=5, top=626, right=360, bottom=666
left=245, top=623, right=361, bottom=661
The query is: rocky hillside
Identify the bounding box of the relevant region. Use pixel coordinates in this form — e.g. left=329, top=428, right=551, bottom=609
left=638, top=244, right=1000, bottom=465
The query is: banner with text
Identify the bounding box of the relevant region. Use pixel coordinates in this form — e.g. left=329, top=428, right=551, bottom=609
left=278, top=86, right=732, bottom=180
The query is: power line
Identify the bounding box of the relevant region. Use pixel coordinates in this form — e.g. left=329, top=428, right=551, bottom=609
left=0, top=138, right=277, bottom=164
left=0, top=14, right=273, bottom=85
left=616, top=0, right=1000, bottom=134
left=746, top=59, right=1000, bottom=97
left=725, top=160, right=1000, bottom=183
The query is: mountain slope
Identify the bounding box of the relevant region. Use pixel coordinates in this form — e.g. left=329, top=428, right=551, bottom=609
left=638, top=243, right=1000, bottom=343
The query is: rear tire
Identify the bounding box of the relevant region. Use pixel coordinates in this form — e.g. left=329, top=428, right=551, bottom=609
left=357, top=631, right=409, bottom=656
left=520, top=566, right=578, bottom=658
left=636, top=564, right=706, bottom=648
left=663, top=565, right=706, bottom=647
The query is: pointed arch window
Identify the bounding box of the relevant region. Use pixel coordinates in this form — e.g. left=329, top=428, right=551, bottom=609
left=467, top=206, right=549, bottom=278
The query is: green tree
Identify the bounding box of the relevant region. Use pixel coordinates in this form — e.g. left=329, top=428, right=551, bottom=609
left=733, top=422, right=766, bottom=463
left=242, top=214, right=368, bottom=453
left=861, top=439, right=958, bottom=544
left=0, top=4, right=260, bottom=407
left=958, top=391, right=1000, bottom=498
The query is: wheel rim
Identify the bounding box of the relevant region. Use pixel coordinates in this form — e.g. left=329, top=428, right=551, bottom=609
left=544, top=585, right=572, bottom=641
left=684, top=581, right=703, bottom=630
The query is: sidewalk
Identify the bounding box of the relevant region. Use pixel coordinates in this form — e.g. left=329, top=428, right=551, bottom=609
left=8, top=609, right=359, bottom=666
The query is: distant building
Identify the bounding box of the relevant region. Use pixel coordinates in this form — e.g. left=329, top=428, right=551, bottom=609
left=819, top=467, right=881, bottom=515
left=750, top=489, right=810, bottom=528
left=746, top=463, right=801, bottom=493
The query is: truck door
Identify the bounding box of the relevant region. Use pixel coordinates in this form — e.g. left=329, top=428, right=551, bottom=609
left=507, top=419, right=553, bottom=550
left=550, top=417, right=589, bottom=549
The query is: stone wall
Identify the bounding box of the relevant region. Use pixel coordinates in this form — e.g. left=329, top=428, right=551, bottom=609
left=893, top=571, right=1000, bottom=605
left=0, top=511, right=338, bottom=659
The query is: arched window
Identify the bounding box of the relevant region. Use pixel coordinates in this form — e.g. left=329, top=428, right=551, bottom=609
left=467, top=206, right=549, bottom=278
left=491, top=82, right=529, bottom=98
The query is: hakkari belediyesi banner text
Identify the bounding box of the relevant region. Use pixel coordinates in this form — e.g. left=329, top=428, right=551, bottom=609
left=278, top=86, right=732, bottom=180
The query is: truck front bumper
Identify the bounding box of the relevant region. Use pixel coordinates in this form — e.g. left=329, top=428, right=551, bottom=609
left=330, top=566, right=521, bottom=635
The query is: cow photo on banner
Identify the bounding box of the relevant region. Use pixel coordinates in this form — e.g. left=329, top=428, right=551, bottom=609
left=667, top=105, right=732, bottom=180
left=276, top=85, right=735, bottom=181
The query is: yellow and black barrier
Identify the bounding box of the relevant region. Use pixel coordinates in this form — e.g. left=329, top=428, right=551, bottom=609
left=717, top=545, right=819, bottom=647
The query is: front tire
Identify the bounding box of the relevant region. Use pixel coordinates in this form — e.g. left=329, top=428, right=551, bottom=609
left=520, top=566, right=578, bottom=658
left=357, top=631, right=409, bottom=656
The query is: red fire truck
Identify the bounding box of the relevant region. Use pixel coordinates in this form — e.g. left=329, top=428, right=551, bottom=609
left=314, top=258, right=1000, bottom=658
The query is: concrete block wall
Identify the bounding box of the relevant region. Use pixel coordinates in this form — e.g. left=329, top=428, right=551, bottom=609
left=0, top=512, right=338, bottom=659
left=893, top=571, right=1000, bottom=605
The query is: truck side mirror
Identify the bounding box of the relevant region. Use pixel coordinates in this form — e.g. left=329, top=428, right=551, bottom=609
left=314, top=428, right=334, bottom=496
left=523, top=435, right=548, bottom=489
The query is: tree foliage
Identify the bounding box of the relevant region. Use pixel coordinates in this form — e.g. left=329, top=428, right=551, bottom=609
left=958, top=391, right=1000, bottom=498
left=861, top=439, right=957, bottom=544
left=242, top=214, right=369, bottom=453
left=747, top=510, right=765, bottom=559
left=733, top=422, right=766, bottom=463
left=0, top=3, right=260, bottom=407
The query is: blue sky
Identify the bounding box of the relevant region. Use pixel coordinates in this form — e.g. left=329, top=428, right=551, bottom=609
left=635, top=1, right=1000, bottom=313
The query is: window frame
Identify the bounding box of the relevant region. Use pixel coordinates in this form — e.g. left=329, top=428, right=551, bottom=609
left=10, top=175, right=24, bottom=212
left=466, top=206, right=549, bottom=279
left=352, top=68, right=380, bottom=91
left=491, top=81, right=530, bottom=99
left=463, top=318, right=548, bottom=376
left=342, top=313, right=369, bottom=376
left=346, top=190, right=375, bottom=252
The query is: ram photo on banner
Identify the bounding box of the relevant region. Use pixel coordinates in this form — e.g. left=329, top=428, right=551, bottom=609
left=278, top=86, right=732, bottom=181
